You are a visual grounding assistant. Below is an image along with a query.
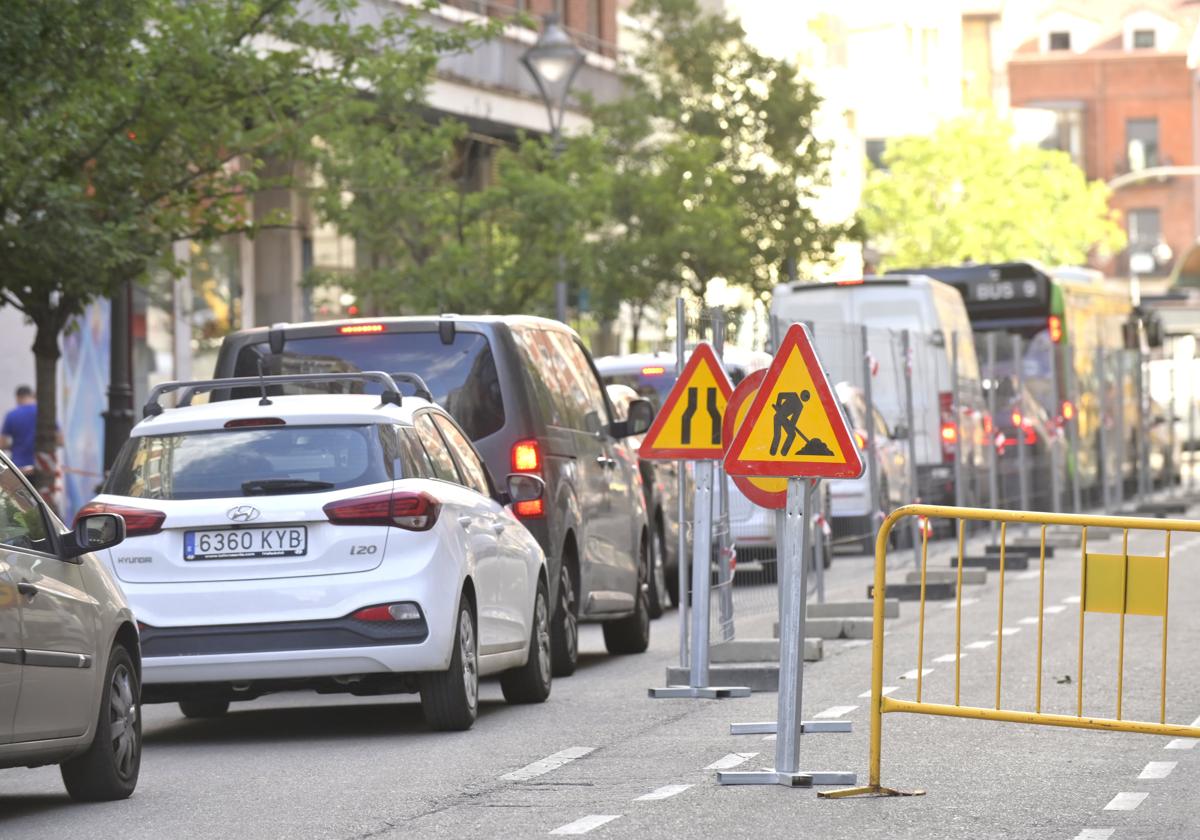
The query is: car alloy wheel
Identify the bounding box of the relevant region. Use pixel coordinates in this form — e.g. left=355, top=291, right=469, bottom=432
left=535, top=590, right=551, bottom=688
left=647, top=527, right=669, bottom=618
left=109, top=663, right=138, bottom=781
left=460, top=607, right=478, bottom=712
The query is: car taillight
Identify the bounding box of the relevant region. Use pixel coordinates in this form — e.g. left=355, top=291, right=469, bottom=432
left=1011, top=409, right=1022, bottom=428
left=351, top=602, right=423, bottom=622
left=511, top=439, right=541, bottom=473
left=1048, top=315, right=1063, bottom=343
left=939, top=391, right=957, bottom=462
left=324, top=491, right=440, bottom=531
left=225, top=417, right=285, bottom=428
left=514, top=497, right=545, bottom=518
left=338, top=323, right=384, bottom=335
left=74, top=502, right=165, bottom=537
left=641, top=366, right=666, bottom=376
left=982, top=413, right=994, bottom=435
left=1061, top=400, right=1075, bottom=422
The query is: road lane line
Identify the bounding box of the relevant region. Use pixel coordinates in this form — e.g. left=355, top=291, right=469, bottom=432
left=1103, top=792, right=1148, bottom=811
left=1165, top=739, right=1197, bottom=750
left=550, top=815, right=621, bottom=835
left=900, top=668, right=933, bottom=680
left=966, top=640, right=995, bottom=650
left=990, top=627, right=1021, bottom=637
left=814, top=705, right=858, bottom=719
left=859, top=686, right=898, bottom=698
left=705, top=752, right=758, bottom=770
left=1072, top=830, right=1114, bottom=840
left=1192, top=714, right=1200, bottom=727
left=1013, top=570, right=1042, bottom=581
left=933, top=653, right=965, bottom=663
left=502, top=747, right=596, bottom=781
left=1044, top=605, right=1067, bottom=614
left=942, top=598, right=979, bottom=610
left=1063, top=596, right=1081, bottom=605
left=635, top=785, right=692, bottom=802
left=1138, top=761, right=1176, bottom=779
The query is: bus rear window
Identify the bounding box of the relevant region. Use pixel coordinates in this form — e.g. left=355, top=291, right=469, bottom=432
left=232, top=332, right=504, bottom=441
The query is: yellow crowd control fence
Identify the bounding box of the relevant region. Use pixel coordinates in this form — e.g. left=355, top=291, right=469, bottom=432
left=823, top=504, right=1200, bottom=799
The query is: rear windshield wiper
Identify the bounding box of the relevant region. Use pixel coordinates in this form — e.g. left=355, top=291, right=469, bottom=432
left=241, top=478, right=335, bottom=496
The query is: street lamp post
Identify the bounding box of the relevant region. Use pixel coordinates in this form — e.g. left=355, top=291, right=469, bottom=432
left=521, top=14, right=586, bottom=325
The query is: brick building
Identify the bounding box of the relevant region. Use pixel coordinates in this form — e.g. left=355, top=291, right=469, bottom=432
left=1008, top=1, right=1200, bottom=278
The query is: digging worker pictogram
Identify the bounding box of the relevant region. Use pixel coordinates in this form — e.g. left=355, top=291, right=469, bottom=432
left=770, top=389, right=834, bottom=457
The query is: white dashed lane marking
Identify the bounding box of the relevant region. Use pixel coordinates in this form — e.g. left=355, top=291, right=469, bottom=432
left=858, top=686, right=898, bottom=698
left=1019, top=616, right=1039, bottom=625
left=900, top=668, right=933, bottom=680
left=1138, top=761, right=1176, bottom=779
left=941, top=598, right=979, bottom=610
left=1164, top=739, right=1197, bottom=750
left=1072, top=830, right=1114, bottom=840
left=550, top=815, right=621, bottom=835
left=933, top=653, right=964, bottom=663
left=814, top=705, right=858, bottom=719
left=634, top=785, right=692, bottom=802
left=1044, top=605, right=1067, bottom=614
left=966, top=640, right=995, bottom=650
left=1063, top=596, right=1081, bottom=605
left=990, top=627, right=1021, bottom=637
left=502, top=747, right=595, bottom=781
left=1103, top=792, right=1148, bottom=811
left=705, top=753, right=758, bottom=771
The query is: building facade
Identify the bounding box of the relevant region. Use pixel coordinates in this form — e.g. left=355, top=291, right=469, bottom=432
left=1008, top=1, right=1200, bottom=278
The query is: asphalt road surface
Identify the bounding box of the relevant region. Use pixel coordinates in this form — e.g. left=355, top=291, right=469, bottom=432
left=4, top=503, right=1200, bottom=840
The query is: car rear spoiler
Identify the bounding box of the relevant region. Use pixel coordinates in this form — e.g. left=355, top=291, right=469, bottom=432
left=141, top=371, right=417, bottom=418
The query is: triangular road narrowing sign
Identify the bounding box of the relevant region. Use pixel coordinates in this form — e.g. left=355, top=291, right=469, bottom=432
left=639, top=342, right=733, bottom=460
left=724, top=323, right=864, bottom=479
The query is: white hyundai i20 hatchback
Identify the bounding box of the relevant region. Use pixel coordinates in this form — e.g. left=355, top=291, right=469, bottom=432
left=81, top=372, right=551, bottom=731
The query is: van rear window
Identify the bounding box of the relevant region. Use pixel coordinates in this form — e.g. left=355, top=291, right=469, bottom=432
left=232, top=332, right=504, bottom=441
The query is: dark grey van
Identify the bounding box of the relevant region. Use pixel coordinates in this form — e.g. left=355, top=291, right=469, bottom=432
left=212, top=316, right=655, bottom=676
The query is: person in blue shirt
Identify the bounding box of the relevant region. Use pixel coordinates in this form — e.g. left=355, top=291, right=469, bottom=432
left=2, top=385, right=41, bottom=474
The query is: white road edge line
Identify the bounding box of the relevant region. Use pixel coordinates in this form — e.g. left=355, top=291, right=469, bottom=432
left=1164, top=738, right=1197, bottom=750
left=814, top=705, right=859, bottom=719
left=1103, top=792, right=1148, bottom=811
left=1138, top=761, right=1176, bottom=780
left=550, top=815, right=621, bottom=835
left=1072, top=830, right=1114, bottom=840
left=635, top=784, right=692, bottom=802
left=705, top=752, right=758, bottom=771
left=502, top=747, right=595, bottom=781
left=859, top=686, right=898, bottom=698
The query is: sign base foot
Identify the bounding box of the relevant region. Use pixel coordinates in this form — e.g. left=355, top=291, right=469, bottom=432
left=717, top=769, right=857, bottom=787
left=648, top=685, right=751, bottom=699
left=730, top=720, right=852, bottom=735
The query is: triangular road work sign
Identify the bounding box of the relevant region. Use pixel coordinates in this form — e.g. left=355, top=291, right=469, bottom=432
left=639, top=342, right=733, bottom=460
left=724, top=323, right=863, bottom=479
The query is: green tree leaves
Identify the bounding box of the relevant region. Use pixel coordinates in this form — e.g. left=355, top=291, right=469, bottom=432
left=861, top=114, right=1125, bottom=269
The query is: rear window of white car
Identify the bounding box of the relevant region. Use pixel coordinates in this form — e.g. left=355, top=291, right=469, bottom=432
left=105, top=425, right=393, bottom=500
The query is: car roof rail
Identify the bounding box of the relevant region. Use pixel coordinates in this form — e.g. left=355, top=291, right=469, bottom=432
left=389, top=373, right=434, bottom=402
left=141, top=371, right=404, bottom=418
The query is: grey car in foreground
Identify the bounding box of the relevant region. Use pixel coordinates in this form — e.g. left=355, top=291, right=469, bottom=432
left=0, top=452, right=139, bottom=801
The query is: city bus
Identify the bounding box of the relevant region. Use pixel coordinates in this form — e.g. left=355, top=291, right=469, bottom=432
left=889, top=262, right=1134, bottom=503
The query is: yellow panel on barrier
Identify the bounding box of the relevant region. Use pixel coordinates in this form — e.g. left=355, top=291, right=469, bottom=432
left=1084, top=554, right=1168, bottom=617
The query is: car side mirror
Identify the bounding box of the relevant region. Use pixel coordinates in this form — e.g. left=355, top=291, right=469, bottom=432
left=611, top=398, right=653, bottom=438
left=62, top=513, right=125, bottom=562
left=505, top=474, right=546, bottom=512
left=891, top=423, right=909, bottom=441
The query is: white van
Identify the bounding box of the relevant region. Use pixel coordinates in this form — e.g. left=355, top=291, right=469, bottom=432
left=769, top=275, right=986, bottom=508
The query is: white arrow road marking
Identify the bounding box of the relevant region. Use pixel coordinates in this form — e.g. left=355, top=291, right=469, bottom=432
left=550, top=815, right=621, bottom=835
left=705, top=752, right=758, bottom=770
left=814, top=705, right=858, bottom=718
left=502, top=747, right=595, bottom=781
left=634, top=785, right=692, bottom=802
left=1138, top=761, right=1176, bottom=779
left=1103, top=792, right=1148, bottom=811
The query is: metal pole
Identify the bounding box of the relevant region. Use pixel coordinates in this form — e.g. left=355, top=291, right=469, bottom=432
left=777, top=478, right=813, bottom=775
left=813, top=483, right=826, bottom=604
left=675, top=298, right=688, bottom=669
left=1168, top=340, right=1178, bottom=495
left=1048, top=335, right=1062, bottom=513
left=1115, top=351, right=1127, bottom=509
left=1136, top=345, right=1151, bottom=496
left=902, top=329, right=921, bottom=565
left=103, top=280, right=136, bottom=472
left=951, top=332, right=964, bottom=514
left=862, top=326, right=881, bottom=548
left=712, top=310, right=734, bottom=640
left=1065, top=340, right=1082, bottom=513
left=1014, top=334, right=1030, bottom=515
left=1096, top=346, right=1111, bottom=511
left=689, top=460, right=714, bottom=689
left=985, top=332, right=999, bottom=522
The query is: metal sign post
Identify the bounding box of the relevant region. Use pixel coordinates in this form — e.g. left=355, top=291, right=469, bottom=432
left=712, top=310, right=735, bottom=640
left=862, top=326, right=881, bottom=538
left=720, top=478, right=854, bottom=786
left=675, top=298, right=688, bottom=669
left=902, top=329, right=921, bottom=564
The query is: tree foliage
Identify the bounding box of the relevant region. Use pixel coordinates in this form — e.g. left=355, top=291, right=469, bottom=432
left=861, top=115, right=1126, bottom=270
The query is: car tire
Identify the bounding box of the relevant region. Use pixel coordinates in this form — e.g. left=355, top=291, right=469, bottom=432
left=500, top=580, right=552, bottom=705
left=60, top=644, right=141, bottom=802
left=646, top=524, right=670, bottom=619
left=551, top=563, right=579, bottom=678
left=602, top=539, right=651, bottom=654
left=178, top=699, right=230, bottom=719
left=420, top=599, right=478, bottom=732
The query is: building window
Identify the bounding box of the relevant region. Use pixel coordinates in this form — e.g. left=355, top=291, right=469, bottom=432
left=1128, top=208, right=1161, bottom=246
left=587, top=0, right=601, bottom=40
left=1126, top=118, right=1160, bottom=171
left=1132, top=29, right=1155, bottom=49
left=865, top=139, right=887, bottom=170
left=1048, top=31, right=1071, bottom=51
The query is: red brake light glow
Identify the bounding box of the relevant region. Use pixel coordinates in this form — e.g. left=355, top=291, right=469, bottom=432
left=641, top=366, right=666, bottom=376
left=836, top=279, right=865, bottom=286
left=224, top=417, right=286, bottom=428
left=324, top=490, right=440, bottom=531
left=940, top=423, right=958, bottom=443
left=338, top=323, right=385, bottom=335
left=511, top=439, right=541, bottom=473
left=74, top=502, right=166, bottom=537
left=514, top=497, right=545, bottom=518
left=1062, top=400, right=1075, bottom=421
left=1048, top=315, right=1063, bottom=343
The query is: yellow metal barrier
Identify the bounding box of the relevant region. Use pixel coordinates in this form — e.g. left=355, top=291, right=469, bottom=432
left=822, top=504, right=1200, bottom=799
